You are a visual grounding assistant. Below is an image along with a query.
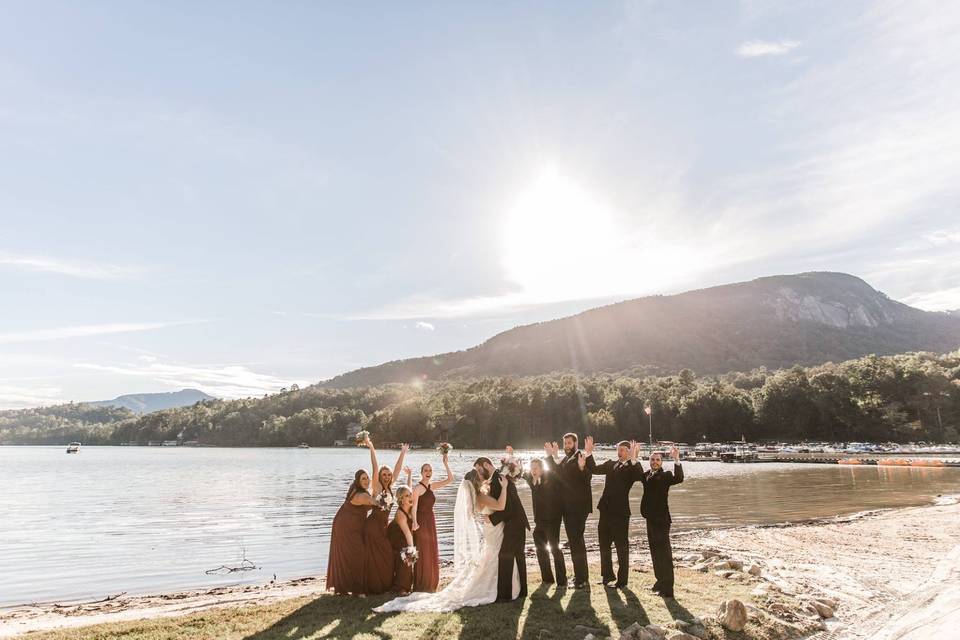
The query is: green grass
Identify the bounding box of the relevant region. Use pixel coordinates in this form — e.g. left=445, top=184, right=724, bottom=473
left=24, top=566, right=807, bottom=640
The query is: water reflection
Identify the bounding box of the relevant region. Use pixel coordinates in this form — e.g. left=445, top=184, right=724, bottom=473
left=1, top=446, right=958, bottom=606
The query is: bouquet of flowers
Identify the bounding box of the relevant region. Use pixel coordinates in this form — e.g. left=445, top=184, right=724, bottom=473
left=401, top=545, right=418, bottom=567
left=354, top=429, right=370, bottom=447
left=376, top=490, right=394, bottom=511
left=499, top=455, right=524, bottom=480
left=436, top=442, right=453, bottom=456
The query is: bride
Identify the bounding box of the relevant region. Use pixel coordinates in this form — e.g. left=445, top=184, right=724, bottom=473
left=374, top=467, right=520, bottom=612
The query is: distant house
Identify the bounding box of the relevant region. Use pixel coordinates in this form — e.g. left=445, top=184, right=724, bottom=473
left=334, top=422, right=364, bottom=447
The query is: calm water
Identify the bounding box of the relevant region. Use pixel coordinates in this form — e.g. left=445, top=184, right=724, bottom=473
left=2, top=446, right=960, bottom=606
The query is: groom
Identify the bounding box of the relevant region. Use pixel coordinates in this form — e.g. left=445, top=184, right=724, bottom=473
left=475, top=456, right=529, bottom=602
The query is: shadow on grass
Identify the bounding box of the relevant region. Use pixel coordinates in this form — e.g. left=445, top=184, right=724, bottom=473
left=605, top=586, right=650, bottom=630
left=240, top=590, right=526, bottom=640
left=665, top=596, right=695, bottom=623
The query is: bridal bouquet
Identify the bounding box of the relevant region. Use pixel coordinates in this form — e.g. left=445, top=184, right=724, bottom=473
left=499, top=455, right=524, bottom=480
left=436, top=442, right=453, bottom=455
left=354, top=429, right=370, bottom=447
left=401, top=546, right=418, bottom=567
left=376, top=490, right=394, bottom=510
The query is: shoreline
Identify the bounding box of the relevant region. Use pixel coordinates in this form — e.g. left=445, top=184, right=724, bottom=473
left=3, top=496, right=959, bottom=639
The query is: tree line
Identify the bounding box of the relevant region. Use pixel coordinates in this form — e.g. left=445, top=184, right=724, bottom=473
left=1, top=351, right=958, bottom=447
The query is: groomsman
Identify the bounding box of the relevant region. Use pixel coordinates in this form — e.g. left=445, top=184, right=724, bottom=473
left=639, top=445, right=683, bottom=599
left=545, top=433, right=595, bottom=589
left=524, top=452, right=565, bottom=585
left=593, top=440, right=641, bottom=588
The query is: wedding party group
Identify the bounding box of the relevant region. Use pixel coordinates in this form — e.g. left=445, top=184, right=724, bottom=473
left=325, top=432, right=683, bottom=613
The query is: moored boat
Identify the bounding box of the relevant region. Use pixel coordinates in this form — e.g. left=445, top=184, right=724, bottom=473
left=66, top=442, right=81, bottom=454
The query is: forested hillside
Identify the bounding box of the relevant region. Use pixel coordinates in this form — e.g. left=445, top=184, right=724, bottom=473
left=2, top=351, right=958, bottom=446
left=325, top=272, right=960, bottom=387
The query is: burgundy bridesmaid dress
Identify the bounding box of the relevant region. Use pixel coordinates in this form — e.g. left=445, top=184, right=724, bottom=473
left=412, top=483, right=440, bottom=592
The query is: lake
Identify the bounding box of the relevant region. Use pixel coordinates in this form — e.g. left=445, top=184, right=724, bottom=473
left=3, top=446, right=960, bottom=606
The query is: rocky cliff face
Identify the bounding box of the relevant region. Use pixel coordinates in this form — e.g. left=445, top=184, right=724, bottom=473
left=323, top=272, right=960, bottom=387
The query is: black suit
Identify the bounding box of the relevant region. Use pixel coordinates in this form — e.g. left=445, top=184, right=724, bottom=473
left=595, top=459, right=641, bottom=586
left=639, top=463, right=683, bottom=595
left=488, top=471, right=529, bottom=600
left=523, top=470, right=565, bottom=584
left=549, top=451, right=595, bottom=584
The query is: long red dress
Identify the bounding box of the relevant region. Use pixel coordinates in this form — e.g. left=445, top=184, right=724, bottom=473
left=363, top=497, right=394, bottom=594
left=412, top=482, right=440, bottom=592
left=326, top=496, right=372, bottom=594
left=388, top=506, right=414, bottom=593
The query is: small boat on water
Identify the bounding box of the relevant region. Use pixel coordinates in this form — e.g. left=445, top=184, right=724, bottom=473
left=297, top=443, right=310, bottom=449
left=720, top=445, right=760, bottom=463
left=66, top=442, right=81, bottom=454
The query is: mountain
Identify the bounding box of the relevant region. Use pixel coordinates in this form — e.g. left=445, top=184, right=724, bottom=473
left=324, top=272, right=960, bottom=387
left=89, top=389, right=215, bottom=414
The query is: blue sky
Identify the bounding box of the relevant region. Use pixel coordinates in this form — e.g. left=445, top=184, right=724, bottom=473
left=2, top=1, right=959, bottom=408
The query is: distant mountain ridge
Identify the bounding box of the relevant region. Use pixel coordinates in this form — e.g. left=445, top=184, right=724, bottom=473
left=89, top=389, right=215, bottom=414
left=324, top=272, right=960, bottom=387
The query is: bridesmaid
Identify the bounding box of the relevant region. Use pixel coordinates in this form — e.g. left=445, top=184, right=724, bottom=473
left=362, top=439, right=409, bottom=594
left=411, top=451, right=454, bottom=592
left=388, top=485, right=416, bottom=594
left=326, top=467, right=378, bottom=595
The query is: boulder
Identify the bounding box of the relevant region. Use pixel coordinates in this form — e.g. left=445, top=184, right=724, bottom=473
left=644, top=624, right=667, bottom=638
left=809, top=601, right=834, bottom=618
left=709, top=561, right=731, bottom=570
left=691, top=562, right=711, bottom=573
left=619, top=623, right=646, bottom=640
left=747, top=564, right=762, bottom=576
left=714, top=570, right=735, bottom=578
left=665, top=633, right=698, bottom=640
left=727, top=560, right=744, bottom=571
left=717, top=599, right=748, bottom=632
left=700, top=550, right=721, bottom=560
left=684, top=624, right=707, bottom=639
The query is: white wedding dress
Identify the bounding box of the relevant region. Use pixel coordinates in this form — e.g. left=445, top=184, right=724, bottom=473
left=374, top=479, right=519, bottom=612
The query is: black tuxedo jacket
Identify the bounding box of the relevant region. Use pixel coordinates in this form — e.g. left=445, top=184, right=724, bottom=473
left=489, top=471, right=530, bottom=530
left=639, top=463, right=683, bottom=525
left=595, top=459, right=641, bottom=517
left=522, top=471, right=561, bottom=524
left=548, top=451, right=596, bottom=517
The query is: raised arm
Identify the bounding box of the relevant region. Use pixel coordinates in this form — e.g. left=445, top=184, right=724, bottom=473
left=392, top=443, right=409, bottom=482
left=669, top=445, right=684, bottom=485
left=431, top=452, right=455, bottom=490
left=577, top=436, right=597, bottom=474
left=366, top=435, right=380, bottom=494
left=403, top=466, right=412, bottom=488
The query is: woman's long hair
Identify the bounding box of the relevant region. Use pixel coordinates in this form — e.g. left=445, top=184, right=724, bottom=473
left=345, top=469, right=368, bottom=503
left=464, top=469, right=482, bottom=497
left=378, top=465, right=393, bottom=495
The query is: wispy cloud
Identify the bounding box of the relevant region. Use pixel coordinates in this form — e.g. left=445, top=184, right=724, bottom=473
left=0, top=251, right=141, bottom=280
left=735, top=39, right=801, bottom=58
left=75, top=360, right=309, bottom=399
left=0, top=322, right=185, bottom=345
left=0, top=384, right=63, bottom=410
left=413, top=321, right=435, bottom=331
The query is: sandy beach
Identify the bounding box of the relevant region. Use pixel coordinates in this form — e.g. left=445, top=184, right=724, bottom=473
left=3, top=495, right=958, bottom=639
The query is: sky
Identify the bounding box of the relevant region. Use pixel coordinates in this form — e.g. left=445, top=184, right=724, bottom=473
left=2, top=0, right=959, bottom=409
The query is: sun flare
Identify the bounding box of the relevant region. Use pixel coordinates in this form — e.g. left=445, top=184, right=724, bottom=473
left=500, top=167, right=703, bottom=305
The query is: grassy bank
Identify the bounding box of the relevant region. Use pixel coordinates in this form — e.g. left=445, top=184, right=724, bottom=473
left=22, top=563, right=817, bottom=640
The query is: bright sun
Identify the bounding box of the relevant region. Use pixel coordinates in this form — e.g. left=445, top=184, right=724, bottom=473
left=500, top=167, right=701, bottom=305
left=502, top=168, right=634, bottom=302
